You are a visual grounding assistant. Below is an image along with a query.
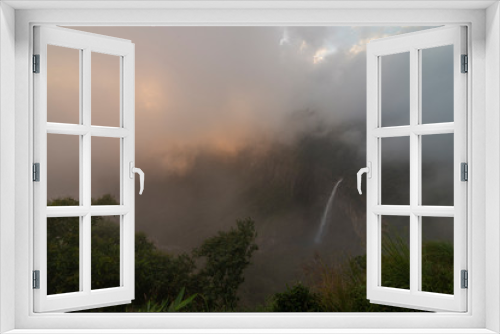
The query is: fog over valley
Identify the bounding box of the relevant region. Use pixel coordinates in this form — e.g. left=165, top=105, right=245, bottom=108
left=47, top=26, right=453, bottom=308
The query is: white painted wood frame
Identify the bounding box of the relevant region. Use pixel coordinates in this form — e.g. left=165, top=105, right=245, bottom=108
left=366, top=26, right=467, bottom=312
left=33, top=26, right=135, bottom=312
left=2, top=3, right=496, bottom=333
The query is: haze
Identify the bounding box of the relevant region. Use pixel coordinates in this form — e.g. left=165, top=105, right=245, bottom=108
left=46, top=26, right=454, bottom=307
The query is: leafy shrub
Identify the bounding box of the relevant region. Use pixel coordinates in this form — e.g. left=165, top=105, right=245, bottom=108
left=271, top=283, right=321, bottom=312
left=133, top=287, right=197, bottom=312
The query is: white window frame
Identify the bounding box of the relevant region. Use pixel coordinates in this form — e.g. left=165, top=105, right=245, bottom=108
left=366, top=26, right=468, bottom=312
left=1, top=1, right=500, bottom=333
left=33, top=26, right=136, bottom=312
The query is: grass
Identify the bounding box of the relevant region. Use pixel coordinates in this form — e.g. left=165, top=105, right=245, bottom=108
left=301, top=228, right=453, bottom=312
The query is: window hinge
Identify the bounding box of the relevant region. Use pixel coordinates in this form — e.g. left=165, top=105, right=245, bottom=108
left=461, top=162, right=468, bottom=181
left=461, top=270, right=468, bottom=289
left=33, top=163, right=40, bottom=182
left=33, top=270, right=40, bottom=289
left=33, top=54, right=40, bottom=73
left=461, top=54, right=468, bottom=73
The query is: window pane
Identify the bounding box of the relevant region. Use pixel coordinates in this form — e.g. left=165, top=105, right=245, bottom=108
left=421, top=45, right=454, bottom=124
left=47, top=134, right=79, bottom=206
left=91, top=137, right=120, bottom=205
left=381, top=52, right=410, bottom=127
left=47, top=45, right=80, bottom=124
left=47, top=217, right=80, bottom=294
left=381, top=215, right=410, bottom=290
left=92, top=52, right=121, bottom=127
left=421, top=133, right=454, bottom=206
left=91, top=215, right=120, bottom=289
left=421, top=217, right=453, bottom=294
left=381, top=137, right=410, bottom=205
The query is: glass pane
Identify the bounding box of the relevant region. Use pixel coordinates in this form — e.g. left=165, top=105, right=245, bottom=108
left=381, top=137, right=410, bottom=205
left=381, top=215, right=410, bottom=289
left=421, top=133, right=454, bottom=206
left=92, top=52, right=121, bottom=127
left=421, top=45, right=454, bottom=124
left=47, top=134, right=79, bottom=206
left=91, top=215, right=120, bottom=289
left=47, top=45, right=80, bottom=124
left=421, top=217, right=454, bottom=294
left=381, top=52, right=410, bottom=127
left=47, top=217, right=80, bottom=294
left=91, top=137, right=120, bottom=205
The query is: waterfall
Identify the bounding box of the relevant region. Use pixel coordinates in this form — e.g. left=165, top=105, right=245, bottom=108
left=314, top=178, right=343, bottom=244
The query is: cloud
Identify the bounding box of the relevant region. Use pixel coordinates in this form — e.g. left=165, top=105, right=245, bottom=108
left=51, top=26, right=451, bottom=306
left=53, top=28, right=448, bottom=194
left=54, top=26, right=447, bottom=184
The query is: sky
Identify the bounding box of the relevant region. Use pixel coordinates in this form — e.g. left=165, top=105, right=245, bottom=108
left=46, top=26, right=455, bottom=306
left=48, top=26, right=438, bottom=200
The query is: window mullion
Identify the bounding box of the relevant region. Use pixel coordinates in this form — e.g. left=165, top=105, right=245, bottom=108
left=82, top=48, right=91, bottom=208
left=78, top=48, right=84, bottom=293
left=409, top=47, right=420, bottom=294
left=417, top=47, right=424, bottom=293
left=82, top=48, right=92, bottom=294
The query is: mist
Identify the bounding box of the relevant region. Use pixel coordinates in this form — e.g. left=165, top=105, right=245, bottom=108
left=47, top=26, right=453, bottom=307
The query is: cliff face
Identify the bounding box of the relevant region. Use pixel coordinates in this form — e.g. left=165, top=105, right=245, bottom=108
left=133, top=113, right=369, bottom=307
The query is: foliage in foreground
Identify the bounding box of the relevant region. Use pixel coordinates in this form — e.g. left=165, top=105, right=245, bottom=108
left=193, top=219, right=258, bottom=311
left=271, top=283, right=321, bottom=312
left=133, top=288, right=198, bottom=312
left=47, top=195, right=259, bottom=312
left=48, top=195, right=453, bottom=312
left=297, top=229, right=453, bottom=312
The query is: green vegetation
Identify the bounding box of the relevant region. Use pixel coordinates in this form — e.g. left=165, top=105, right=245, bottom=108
left=271, top=283, right=321, bottom=312
left=300, top=254, right=415, bottom=312
left=381, top=232, right=410, bottom=290
left=48, top=195, right=258, bottom=312
left=134, top=288, right=198, bottom=312
left=193, top=219, right=258, bottom=311
left=293, top=226, right=453, bottom=312
left=47, top=195, right=453, bottom=312
left=47, top=215, right=79, bottom=295
left=421, top=241, right=453, bottom=294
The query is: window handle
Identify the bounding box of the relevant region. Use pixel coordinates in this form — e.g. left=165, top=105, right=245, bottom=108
left=129, top=162, right=145, bottom=195
left=357, top=162, right=371, bottom=195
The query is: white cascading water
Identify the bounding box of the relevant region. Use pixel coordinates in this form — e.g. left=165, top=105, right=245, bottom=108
left=314, top=178, right=343, bottom=244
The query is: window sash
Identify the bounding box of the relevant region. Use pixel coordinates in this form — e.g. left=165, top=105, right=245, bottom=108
left=366, top=26, right=468, bottom=312
left=33, top=25, right=136, bottom=313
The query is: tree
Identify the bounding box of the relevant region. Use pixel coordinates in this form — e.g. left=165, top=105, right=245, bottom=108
left=47, top=196, right=259, bottom=312
left=272, top=283, right=321, bottom=312
left=134, top=232, right=196, bottom=306
left=47, top=195, right=124, bottom=294
left=47, top=214, right=80, bottom=295
left=90, top=216, right=121, bottom=290
left=193, top=219, right=258, bottom=311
